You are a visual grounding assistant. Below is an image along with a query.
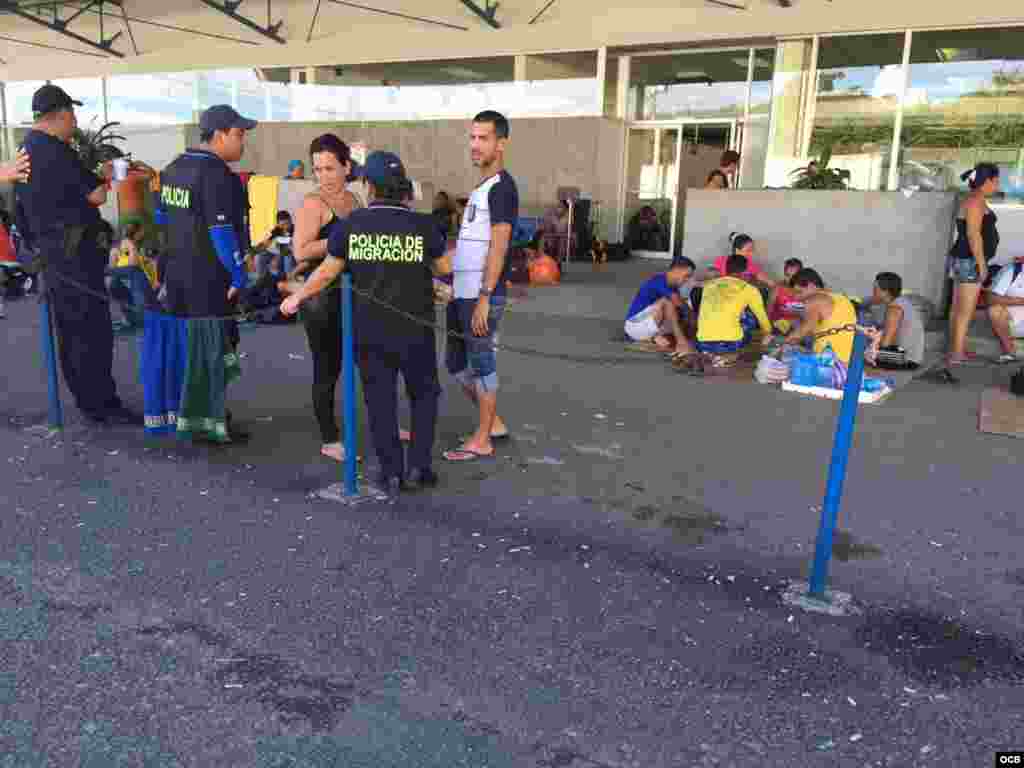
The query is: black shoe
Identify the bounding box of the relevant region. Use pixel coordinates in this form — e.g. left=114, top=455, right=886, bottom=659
left=405, top=467, right=439, bottom=492
left=103, top=405, right=143, bottom=426
left=377, top=475, right=405, bottom=498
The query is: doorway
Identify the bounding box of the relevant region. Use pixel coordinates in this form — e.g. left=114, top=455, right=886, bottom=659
left=623, top=121, right=735, bottom=259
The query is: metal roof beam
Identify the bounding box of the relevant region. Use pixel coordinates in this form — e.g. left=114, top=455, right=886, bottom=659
left=458, top=0, right=499, bottom=28
left=0, top=0, right=125, bottom=57
left=198, top=0, right=287, bottom=44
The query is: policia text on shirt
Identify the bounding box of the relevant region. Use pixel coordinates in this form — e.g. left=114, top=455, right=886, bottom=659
left=348, top=233, right=425, bottom=263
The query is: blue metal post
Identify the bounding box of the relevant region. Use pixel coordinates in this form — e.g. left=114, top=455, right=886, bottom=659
left=341, top=273, right=358, bottom=495
left=808, top=331, right=867, bottom=600
left=39, top=278, right=64, bottom=430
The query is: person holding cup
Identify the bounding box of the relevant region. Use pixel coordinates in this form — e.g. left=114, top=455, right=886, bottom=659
left=15, top=84, right=138, bottom=425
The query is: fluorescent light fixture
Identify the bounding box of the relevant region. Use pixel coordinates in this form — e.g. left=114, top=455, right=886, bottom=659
left=676, top=70, right=708, bottom=78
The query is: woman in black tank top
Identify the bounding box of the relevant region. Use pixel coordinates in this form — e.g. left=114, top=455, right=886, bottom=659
left=947, top=163, right=1001, bottom=365
left=291, top=134, right=362, bottom=462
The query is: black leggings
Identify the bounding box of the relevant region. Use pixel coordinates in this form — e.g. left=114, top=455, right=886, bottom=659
left=300, top=287, right=342, bottom=444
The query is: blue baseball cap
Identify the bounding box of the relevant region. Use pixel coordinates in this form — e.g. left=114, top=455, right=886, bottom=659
left=358, top=151, right=406, bottom=186
left=199, top=104, right=258, bottom=136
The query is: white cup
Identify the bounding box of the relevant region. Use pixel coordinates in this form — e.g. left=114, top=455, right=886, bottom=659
left=112, top=158, right=130, bottom=181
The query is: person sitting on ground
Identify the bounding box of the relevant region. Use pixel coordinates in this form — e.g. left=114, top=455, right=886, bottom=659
left=768, top=257, right=806, bottom=334
left=695, top=254, right=773, bottom=364
left=107, top=222, right=159, bottom=328
left=784, top=268, right=857, bottom=363
left=623, top=258, right=696, bottom=357
left=239, top=252, right=290, bottom=320
left=707, top=233, right=772, bottom=285
left=985, top=255, right=1024, bottom=364
left=859, top=271, right=925, bottom=369
left=254, top=210, right=295, bottom=276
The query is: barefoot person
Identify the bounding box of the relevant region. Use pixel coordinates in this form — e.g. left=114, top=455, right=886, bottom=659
left=784, top=268, right=857, bottom=363
left=289, top=134, right=375, bottom=462
left=624, top=259, right=696, bottom=359
left=282, top=152, right=450, bottom=496
left=948, top=163, right=1000, bottom=366
left=444, top=111, right=518, bottom=463
left=986, top=256, right=1024, bottom=364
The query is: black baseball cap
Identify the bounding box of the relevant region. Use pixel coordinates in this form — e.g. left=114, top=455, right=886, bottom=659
left=358, top=151, right=406, bottom=185
left=199, top=105, right=258, bottom=136
left=32, top=84, right=82, bottom=116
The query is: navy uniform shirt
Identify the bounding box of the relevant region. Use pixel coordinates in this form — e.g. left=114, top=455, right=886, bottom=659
left=326, top=201, right=446, bottom=346
left=157, top=149, right=248, bottom=317
left=16, top=130, right=103, bottom=267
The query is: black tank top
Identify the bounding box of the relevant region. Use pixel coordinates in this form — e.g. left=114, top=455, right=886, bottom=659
left=952, top=209, right=999, bottom=263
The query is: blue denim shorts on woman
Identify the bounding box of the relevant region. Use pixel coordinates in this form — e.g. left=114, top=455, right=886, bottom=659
left=950, top=258, right=980, bottom=284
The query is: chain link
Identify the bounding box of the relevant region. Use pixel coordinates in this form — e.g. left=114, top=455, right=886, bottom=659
left=37, top=255, right=866, bottom=367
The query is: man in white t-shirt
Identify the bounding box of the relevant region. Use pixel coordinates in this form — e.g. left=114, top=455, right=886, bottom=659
left=443, top=111, right=519, bottom=463
left=986, top=257, right=1024, bottom=363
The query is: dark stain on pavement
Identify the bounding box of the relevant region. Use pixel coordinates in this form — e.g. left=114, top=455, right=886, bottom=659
left=856, top=608, right=1024, bottom=688
left=138, top=621, right=356, bottom=731
left=831, top=529, right=883, bottom=561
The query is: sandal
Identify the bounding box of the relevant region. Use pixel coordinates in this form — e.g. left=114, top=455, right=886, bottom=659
left=443, top=448, right=495, bottom=463
left=671, top=353, right=705, bottom=377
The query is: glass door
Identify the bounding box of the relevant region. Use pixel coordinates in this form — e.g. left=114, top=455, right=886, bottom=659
left=624, top=126, right=681, bottom=259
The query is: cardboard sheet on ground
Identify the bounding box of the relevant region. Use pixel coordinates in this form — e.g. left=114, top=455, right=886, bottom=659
left=979, top=386, right=1024, bottom=438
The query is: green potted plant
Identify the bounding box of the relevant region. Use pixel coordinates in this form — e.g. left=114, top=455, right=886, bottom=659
left=790, top=145, right=851, bottom=190
left=71, top=119, right=126, bottom=172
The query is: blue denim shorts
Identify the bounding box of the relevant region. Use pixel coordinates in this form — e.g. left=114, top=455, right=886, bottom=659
left=950, top=258, right=980, bottom=284
left=446, top=296, right=505, bottom=392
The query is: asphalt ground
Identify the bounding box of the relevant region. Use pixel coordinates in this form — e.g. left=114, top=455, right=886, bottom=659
left=1, top=270, right=1023, bottom=767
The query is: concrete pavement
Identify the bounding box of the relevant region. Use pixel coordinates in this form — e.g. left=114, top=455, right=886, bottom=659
left=1, top=263, right=1022, bottom=766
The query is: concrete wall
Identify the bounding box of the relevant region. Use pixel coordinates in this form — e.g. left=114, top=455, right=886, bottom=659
left=188, top=116, right=626, bottom=239
left=682, top=189, right=958, bottom=305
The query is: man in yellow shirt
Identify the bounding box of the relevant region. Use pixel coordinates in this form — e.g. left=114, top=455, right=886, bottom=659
left=696, top=254, right=772, bottom=363
left=784, top=268, right=856, bottom=362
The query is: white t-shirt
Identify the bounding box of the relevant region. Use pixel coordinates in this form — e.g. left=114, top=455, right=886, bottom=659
left=453, top=170, right=518, bottom=299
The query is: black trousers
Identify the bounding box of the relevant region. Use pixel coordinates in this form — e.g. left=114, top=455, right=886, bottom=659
left=300, top=287, right=342, bottom=444
left=358, top=328, right=440, bottom=480
left=44, top=248, right=119, bottom=417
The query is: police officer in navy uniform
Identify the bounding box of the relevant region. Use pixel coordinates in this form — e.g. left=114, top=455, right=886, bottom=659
left=282, top=152, right=449, bottom=495
left=154, top=105, right=254, bottom=442
left=16, top=84, right=137, bottom=425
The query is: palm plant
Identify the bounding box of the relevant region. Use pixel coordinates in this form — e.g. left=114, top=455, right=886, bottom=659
left=790, top=145, right=851, bottom=190
left=71, top=120, right=126, bottom=174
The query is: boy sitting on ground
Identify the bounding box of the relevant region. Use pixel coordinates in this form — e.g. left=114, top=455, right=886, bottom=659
left=985, top=255, right=1024, bottom=363
left=623, top=258, right=696, bottom=358
left=860, top=271, right=925, bottom=369
left=695, top=254, right=772, bottom=367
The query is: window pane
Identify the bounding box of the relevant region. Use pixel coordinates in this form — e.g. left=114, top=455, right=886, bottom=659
left=4, top=80, right=46, bottom=125
left=629, top=50, right=753, bottom=121
left=811, top=33, right=906, bottom=190
left=50, top=77, right=105, bottom=127
left=898, top=27, right=1024, bottom=206
left=107, top=73, right=196, bottom=125
left=740, top=48, right=775, bottom=188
